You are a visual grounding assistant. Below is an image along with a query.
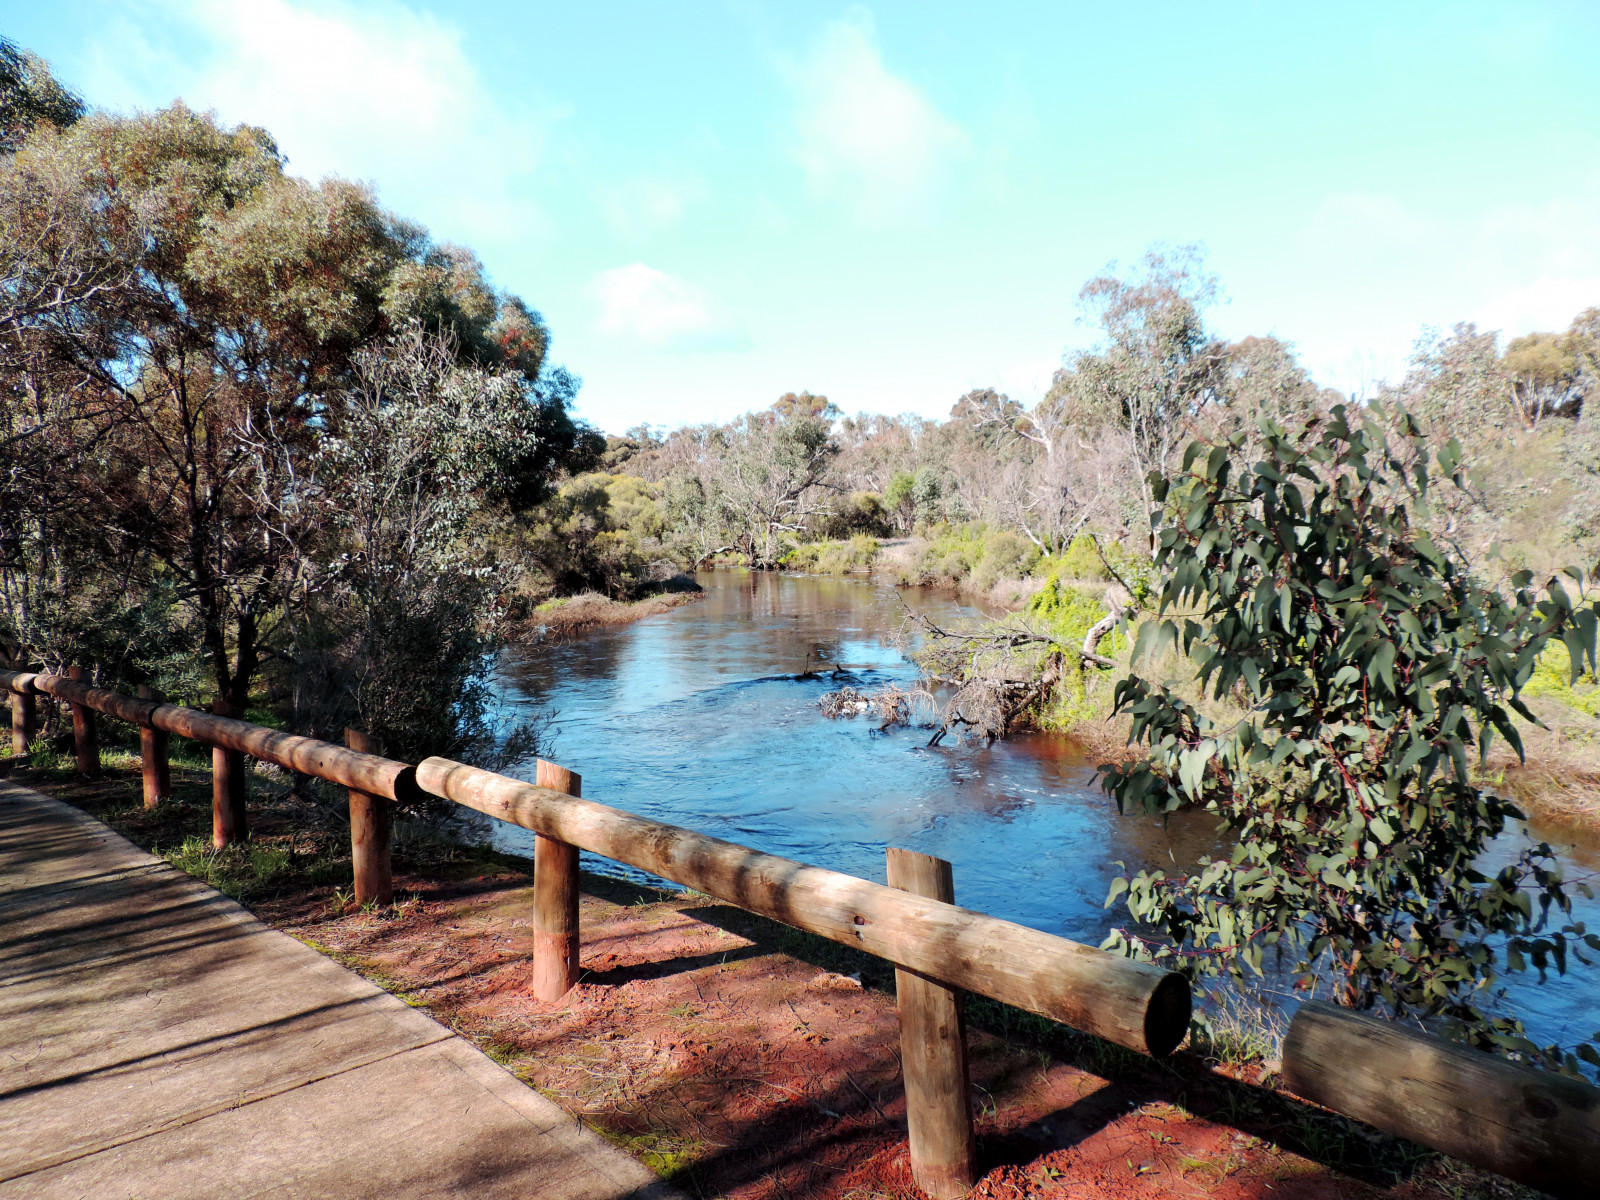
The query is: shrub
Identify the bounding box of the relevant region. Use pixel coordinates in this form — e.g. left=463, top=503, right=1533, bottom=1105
left=816, top=491, right=892, bottom=539
left=1026, top=579, right=1129, bottom=730
left=913, top=523, right=1042, bottom=589
left=1523, top=639, right=1600, bottom=718
left=780, top=536, right=879, bottom=575
left=1101, top=405, right=1600, bottom=1076
left=1048, top=534, right=1112, bottom=581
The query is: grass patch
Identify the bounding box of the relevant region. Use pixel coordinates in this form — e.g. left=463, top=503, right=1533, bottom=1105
left=159, top=835, right=295, bottom=901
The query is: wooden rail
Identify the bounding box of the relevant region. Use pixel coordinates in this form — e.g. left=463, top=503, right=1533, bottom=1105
left=3, top=665, right=1596, bottom=1198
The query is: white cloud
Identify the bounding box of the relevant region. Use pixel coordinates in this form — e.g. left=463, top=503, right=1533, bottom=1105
left=591, top=264, right=745, bottom=351
left=79, top=0, right=557, bottom=243
left=783, top=12, right=969, bottom=226
left=1473, top=277, right=1600, bottom=339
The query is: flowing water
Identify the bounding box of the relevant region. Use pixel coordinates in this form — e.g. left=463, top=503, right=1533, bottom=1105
left=491, top=569, right=1600, bottom=1051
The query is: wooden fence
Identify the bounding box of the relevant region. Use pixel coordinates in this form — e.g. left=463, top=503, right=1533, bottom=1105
left=2, top=667, right=1595, bottom=1199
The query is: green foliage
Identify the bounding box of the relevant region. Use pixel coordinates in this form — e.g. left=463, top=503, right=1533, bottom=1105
left=780, top=536, right=879, bottom=575
left=1101, top=404, right=1600, bottom=1076
left=1026, top=577, right=1111, bottom=645
left=1025, top=579, right=1127, bottom=730
left=1043, top=534, right=1112, bottom=580
left=1523, top=640, right=1600, bottom=718
left=816, top=490, right=891, bottom=538
left=515, top=472, right=674, bottom=600
left=911, top=523, right=1041, bottom=591
left=0, top=37, right=83, bottom=153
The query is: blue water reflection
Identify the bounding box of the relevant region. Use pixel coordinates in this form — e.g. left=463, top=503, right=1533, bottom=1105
left=489, top=569, right=1600, bottom=1052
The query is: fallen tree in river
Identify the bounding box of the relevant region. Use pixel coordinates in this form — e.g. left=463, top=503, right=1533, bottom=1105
left=819, top=587, right=1130, bottom=746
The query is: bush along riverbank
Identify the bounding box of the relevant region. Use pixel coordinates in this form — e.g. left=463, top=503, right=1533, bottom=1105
left=822, top=415, right=1600, bottom=1102
left=8, top=748, right=1546, bottom=1200
left=800, top=521, right=1600, bottom=832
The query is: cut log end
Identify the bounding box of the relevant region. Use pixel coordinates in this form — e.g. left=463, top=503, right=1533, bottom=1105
left=1142, top=971, right=1193, bottom=1058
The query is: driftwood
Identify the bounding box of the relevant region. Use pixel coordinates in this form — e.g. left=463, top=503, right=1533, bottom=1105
left=897, top=605, right=1117, bottom=746
left=818, top=683, right=923, bottom=730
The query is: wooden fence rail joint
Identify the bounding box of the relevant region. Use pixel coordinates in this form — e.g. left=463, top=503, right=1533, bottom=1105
left=413, top=755, right=1190, bottom=1057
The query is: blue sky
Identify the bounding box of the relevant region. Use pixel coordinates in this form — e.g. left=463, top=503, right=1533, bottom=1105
left=6, top=1, right=1599, bottom=433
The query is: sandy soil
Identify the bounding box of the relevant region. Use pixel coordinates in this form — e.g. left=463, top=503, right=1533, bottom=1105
left=254, top=865, right=1530, bottom=1200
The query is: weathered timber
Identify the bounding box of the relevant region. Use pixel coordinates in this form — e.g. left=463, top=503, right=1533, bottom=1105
left=888, top=848, right=976, bottom=1199
left=211, top=696, right=249, bottom=847
left=2, top=671, right=415, bottom=801
left=9, top=672, right=35, bottom=755
left=532, top=760, right=582, bottom=1001
left=415, top=757, right=1191, bottom=1055
left=1282, top=1001, right=1600, bottom=1200
left=345, top=728, right=393, bottom=906
left=136, top=685, right=171, bottom=809
left=67, top=666, right=98, bottom=774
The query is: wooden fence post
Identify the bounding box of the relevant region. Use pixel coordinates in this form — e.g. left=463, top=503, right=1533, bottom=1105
left=67, top=666, right=99, bottom=775
left=345, top=728, right=392, bottom=906
left=10, top=679, right=33, bottom=756
left=887, top=847, right=977, bottom=1199
left=210, top=695, right=248, bottom=847
left=137, top=685, right=170, bottom=809
left=532, top=760, right=581, bottom=1001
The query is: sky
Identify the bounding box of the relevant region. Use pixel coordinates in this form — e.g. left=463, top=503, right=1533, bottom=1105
left=6, top=1, right=1599, bottom=434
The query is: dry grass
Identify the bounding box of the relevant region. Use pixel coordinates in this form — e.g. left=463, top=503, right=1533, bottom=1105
left=522, top=588, right=703, bottom=641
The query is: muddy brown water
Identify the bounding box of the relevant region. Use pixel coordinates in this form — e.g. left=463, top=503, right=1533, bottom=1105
left=493, top=569, right=1600, bottom=1057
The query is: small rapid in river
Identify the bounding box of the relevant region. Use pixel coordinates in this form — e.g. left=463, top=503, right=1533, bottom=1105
left=490, top=569, right=1600, bottom=1053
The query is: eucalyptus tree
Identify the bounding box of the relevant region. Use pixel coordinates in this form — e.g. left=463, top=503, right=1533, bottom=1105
left=0, top=102, right=590, bottom=714
left=710, top=403, right=839, bottom=567
left=1103, top=406, right=1600, bottom=1075
left=0, top=38, right=83, bottom=153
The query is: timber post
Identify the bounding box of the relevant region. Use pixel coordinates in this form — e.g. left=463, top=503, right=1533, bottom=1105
left=531, top=759, right=581, bottom=1001
left=887, top=847, right=977, bottom=1199
left=136, top=685, right=170, bottom=809
left=345, top=728, right=393, bottom=906
left=67, top=666, right=99, bottom=775
left=210, top=695, right=249, bottom=847
left=10, top=676, right=34, bottom=756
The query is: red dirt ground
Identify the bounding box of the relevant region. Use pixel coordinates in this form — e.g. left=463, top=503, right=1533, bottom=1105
left=254, top=866, right=1534, bottom=1200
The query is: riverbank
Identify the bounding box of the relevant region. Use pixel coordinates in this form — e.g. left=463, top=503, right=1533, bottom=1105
left=521, top=584, right=704, bottom=641
left=780, top=539, right=1600, bottom=830
left=9, top=752, right=1532, bottom=1200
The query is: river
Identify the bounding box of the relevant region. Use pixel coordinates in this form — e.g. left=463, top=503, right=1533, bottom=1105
left=491, top=569, right=1600, bottom=1054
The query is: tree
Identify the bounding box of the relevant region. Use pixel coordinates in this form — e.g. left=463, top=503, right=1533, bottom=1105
left=293, top=327, right=543, bottom=758
left=707, top=401, right=838, bottom=567
left=1386, top=323, right=1514, bottom=437
left=771, top=390, right=839, bottom=422
left=0, top=102, right=592, bottom=716
left=1058, top=245, right=1227, bottom=550
left=0, top=39, right=83, bottom=153
left=1205, top=335, right=1331, bottom=443
left=1102, top=405, right=1600, bottom=1075
left=1503, top=329, right=1590, bottom=425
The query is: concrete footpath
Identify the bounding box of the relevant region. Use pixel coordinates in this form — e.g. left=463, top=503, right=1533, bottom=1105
left=0, top=780, right=677, bottom=1200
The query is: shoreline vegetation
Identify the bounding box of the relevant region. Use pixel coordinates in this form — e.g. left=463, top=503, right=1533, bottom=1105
left=760, top=530, right=1600, bottom=830
left=519, top=576, right=705, bottom=641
